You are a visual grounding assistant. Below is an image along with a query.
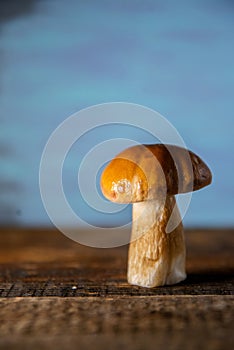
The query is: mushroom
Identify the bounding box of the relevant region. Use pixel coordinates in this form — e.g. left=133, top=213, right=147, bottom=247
left=100, top=144, right=212, bottom=288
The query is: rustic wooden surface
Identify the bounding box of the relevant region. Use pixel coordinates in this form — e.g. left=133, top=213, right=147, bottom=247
left=0, top=227, right=233, bottom=349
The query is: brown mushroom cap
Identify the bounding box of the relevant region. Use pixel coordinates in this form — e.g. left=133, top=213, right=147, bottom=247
left=100, top=144, right=212, bottom=203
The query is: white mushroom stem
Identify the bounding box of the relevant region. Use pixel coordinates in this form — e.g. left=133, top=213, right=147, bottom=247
left=127, top=195, right=186, bottom=288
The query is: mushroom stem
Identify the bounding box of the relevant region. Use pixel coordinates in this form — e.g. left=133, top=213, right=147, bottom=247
left=127, top=195, right=186, bottom=288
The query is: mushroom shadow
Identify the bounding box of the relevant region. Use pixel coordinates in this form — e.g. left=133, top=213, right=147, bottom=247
left=185, top=270, right=234, bottom=286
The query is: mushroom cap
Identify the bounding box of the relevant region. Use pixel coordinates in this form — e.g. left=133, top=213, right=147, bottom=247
left=100, top=144, right=212, bottom=203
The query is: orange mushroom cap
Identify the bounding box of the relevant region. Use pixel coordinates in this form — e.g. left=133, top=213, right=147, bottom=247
left=100, top=144, right=212, bottom=203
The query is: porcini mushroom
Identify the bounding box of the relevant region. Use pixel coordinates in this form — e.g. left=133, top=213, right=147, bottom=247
left=100, top=144, right=212, bottom=288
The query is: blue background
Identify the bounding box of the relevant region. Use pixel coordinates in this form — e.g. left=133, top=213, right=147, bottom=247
left=0, top=0, right=233, bottom=227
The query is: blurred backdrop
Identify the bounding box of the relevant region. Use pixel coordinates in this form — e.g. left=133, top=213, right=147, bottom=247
left=0, top=0, right=233, bottom=228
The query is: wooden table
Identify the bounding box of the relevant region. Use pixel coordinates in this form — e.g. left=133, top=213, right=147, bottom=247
left=0, top=227, right=233, bottom=349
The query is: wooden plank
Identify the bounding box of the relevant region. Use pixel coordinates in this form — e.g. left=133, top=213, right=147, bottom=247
left=0, top=275, right=233, bottom=297
left=0, top=228, right=233, bottom=349
left=0, top=228, right=233, bottom=297
left=0, top=296, right=233, bottom=350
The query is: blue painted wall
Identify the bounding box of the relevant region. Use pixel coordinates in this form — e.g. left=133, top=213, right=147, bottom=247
left=0, top=0, right=233, bottom=227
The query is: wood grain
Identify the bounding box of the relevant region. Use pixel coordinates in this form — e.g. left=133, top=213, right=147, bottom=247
left=0, top=295, right=233, bottom=350
left=0, top=227, right=233, bottom=349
